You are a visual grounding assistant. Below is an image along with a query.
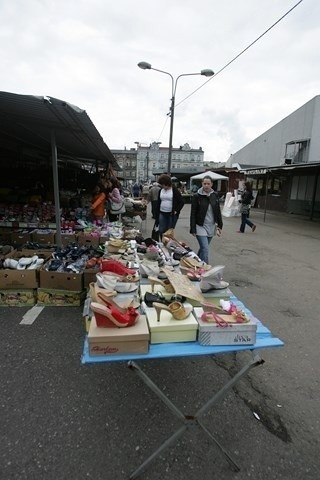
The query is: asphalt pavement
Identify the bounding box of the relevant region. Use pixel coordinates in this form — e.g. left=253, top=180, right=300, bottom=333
left=0, top=204, right=319, bottom=480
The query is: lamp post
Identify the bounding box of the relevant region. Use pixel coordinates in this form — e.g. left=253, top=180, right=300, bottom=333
left=138, top=61, right=214, bottom=174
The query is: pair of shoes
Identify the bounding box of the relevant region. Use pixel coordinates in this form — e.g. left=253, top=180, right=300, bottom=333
left=153, top=301, right=193, bottom=322
left=201, top=304, right=250, bottom=325
left=252, top=225, right=257, bottom=232
left=90, top=301, right=139, bottom=328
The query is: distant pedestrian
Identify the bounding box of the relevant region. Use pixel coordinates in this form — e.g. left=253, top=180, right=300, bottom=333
left=132, top=183, right=140, bottom=198
left=190, top=175, right=223, bottom=264
left=237, top=181, right=256, bottom=233
left=147, top=182, right=161, bottom=219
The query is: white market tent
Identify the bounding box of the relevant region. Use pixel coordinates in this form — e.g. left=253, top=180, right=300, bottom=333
left=190, top=171, right=229, bottom=182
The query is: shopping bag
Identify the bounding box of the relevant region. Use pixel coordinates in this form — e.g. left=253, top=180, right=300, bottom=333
left=110, top=197, right=126, bottom=215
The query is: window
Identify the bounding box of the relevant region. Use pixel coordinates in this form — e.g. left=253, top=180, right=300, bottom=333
left=290, top=175, right=315, bottom=200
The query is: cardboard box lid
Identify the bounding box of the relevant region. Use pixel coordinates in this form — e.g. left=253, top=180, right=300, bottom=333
left=163, top=268, right=206, bottom=303
left=144, top=303, right=198, bottom=332
left=194, top=307, right=257, bottom=332
left=88, top=315, right=149, bottom=343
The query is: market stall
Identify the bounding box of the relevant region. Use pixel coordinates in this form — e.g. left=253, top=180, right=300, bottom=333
left=80, top=230, right=284, bottom=478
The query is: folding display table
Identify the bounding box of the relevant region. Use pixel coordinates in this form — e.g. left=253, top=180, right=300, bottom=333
left=82, top=304, right=284, bottom=479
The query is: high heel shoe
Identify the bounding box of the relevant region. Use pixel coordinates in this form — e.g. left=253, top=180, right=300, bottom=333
left=91, top=301, right=139, bottom=328
left=89, top=282, right=117, bottom=303
left=200, top=265, right=229, bottom=292
left=97, top=292, right=139, bottom=312
left=148, top=276, right=175, bottom=294
left=100, top=259, right=136, bottom=276
left=153, top=301, right=193, bottom=322
left=144, top=291, right=170, bottom=307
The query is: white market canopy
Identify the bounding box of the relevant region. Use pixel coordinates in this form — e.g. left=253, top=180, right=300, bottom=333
left=190, top=171, right=229, bottom=183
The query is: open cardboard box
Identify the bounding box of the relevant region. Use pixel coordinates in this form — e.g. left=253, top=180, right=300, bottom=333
left=0, top=250, right=52, bottom=289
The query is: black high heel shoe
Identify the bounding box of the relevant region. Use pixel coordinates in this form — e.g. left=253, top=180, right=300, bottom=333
left=144, top=291, right=170, bottom=307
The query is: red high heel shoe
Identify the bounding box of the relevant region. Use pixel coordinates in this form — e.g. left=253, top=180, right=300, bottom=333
left=100, top=259, right=136, bottom=276
left=91, top=301, right=139, bottom=328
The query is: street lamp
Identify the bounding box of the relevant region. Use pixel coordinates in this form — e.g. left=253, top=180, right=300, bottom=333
left=137, top=61, right=214, bottom=174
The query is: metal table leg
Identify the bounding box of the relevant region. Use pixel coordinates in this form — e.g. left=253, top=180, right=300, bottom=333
left=128, top=352, right=264, bottom=479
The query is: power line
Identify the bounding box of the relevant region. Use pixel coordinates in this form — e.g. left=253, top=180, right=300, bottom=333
left=156, top=115, right=169, bottom=143
left=175, top=0, right=304, bottom=109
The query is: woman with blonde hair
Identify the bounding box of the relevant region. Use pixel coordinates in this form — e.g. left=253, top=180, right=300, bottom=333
left=154, top=174, right=184, bottom=237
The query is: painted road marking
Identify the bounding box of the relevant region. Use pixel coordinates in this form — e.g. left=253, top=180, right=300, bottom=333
left=20, top=306, right=45, bottom=325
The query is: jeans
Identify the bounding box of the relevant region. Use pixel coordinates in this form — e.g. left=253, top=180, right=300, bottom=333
left=240, top=213, right=254, bottom=232
left=159, top=212, right=177, bottom=236
left=196, top=235, right=212, bottom=264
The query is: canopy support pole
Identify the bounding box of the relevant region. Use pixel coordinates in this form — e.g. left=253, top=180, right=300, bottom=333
left=51, top=129, right=62, bottom=247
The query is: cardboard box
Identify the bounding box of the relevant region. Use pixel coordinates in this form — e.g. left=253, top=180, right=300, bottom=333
left=0, top=289, right=36, bottom=306
left=39, top=269, right=83, bottom=290
left=0, top=251, right=52, bottom=289
left=83, top=267, right=100, bottom=289
left=32, top=230, right=56, bottom=245
left=56, top=233, right=77, bottom=246
left=194, top=307, right=257, bottom=346
left=37, top=288, right=86, bottom=306
left=143, top=303, right=198, bottom=344
left=77, top=232, right=100, bottom=247
left=88, top=315, right=149, bottom=356
left=11, top=230, right=32, bottom=245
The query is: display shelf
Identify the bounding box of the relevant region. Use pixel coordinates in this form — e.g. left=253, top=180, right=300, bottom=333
left=0, top=222, right=56, bottom=229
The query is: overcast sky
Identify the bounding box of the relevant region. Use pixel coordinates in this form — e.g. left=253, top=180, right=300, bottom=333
left=1, top=0, right=319, bottom=163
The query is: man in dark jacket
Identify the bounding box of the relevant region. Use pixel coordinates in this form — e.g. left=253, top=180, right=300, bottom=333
left=190, top=175, right=223, bottom=264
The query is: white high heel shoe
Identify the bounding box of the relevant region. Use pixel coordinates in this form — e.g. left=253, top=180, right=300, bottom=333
left=200, top=265, right=229, bottom=292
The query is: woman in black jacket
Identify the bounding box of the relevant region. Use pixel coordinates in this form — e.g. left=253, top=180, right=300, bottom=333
left=238, top=181, right=256, bottom=233
left=190, top=175, right=223, bottom=264
left=155, top=174, right=184, bottom=237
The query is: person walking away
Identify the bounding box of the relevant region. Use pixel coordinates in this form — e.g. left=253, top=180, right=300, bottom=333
left=148, top=182, right=161, bottom=219
left=108, top=177, right=123, bottom=222
left=90, top=183, right=106, bottom=223
left=155, top=174, right=184, bottom=238
left=190, top=175, right=223, bottom=265
left=132, top=182, right=140, bottom=198
left=238, top=181, right=256, bottom=233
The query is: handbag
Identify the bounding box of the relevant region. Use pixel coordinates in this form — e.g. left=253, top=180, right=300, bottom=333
left=110, top=197, right=126, bottom=215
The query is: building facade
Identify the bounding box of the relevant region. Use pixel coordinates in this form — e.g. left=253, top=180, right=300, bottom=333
left=111, top=148, right=137, bottom=185
left=225, top=96, right=320, bottom=218
left=136, top=142, right=205, bottom=183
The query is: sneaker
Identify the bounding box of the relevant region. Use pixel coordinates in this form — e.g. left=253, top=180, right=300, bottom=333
left=252, top=225, right=256, bottom=232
